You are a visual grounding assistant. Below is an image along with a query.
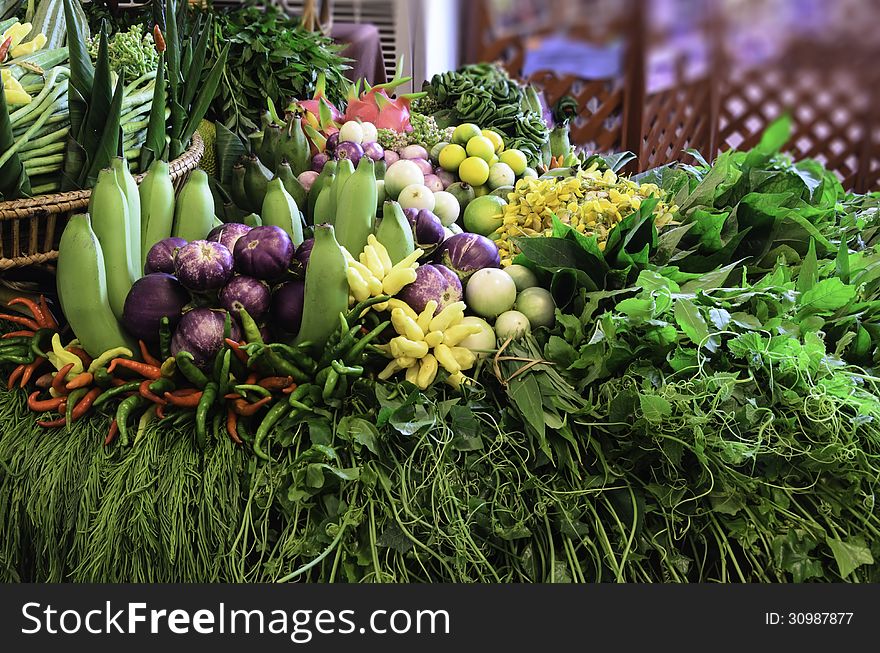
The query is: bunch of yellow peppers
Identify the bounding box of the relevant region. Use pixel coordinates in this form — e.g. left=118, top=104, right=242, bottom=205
left=1, top=21, right=48, bottom=105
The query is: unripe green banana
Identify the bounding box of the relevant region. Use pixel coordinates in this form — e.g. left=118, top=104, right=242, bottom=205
left=312, top=174, right=336, bottom=225
left=261, top=178, right=304, bottom=246
left=231, top=162, right=251, bottom=212
left=172, top=169, right=215, bottom=241
left=256, top=124, right=282, bottom=172
left=278, top=116, right=311, bottom=176
left=90, top=168, right=137, bottom=320
left=275, top=160, right=307, bottom=211
left=139, top=159, right=175, bottom=270
left=335, top=156, right=377, bottom=256
left=307, top=160, right=336, bottom=224
left=294, top=224, right=349, bottom=351
left=243, top=213, right=263, bottom=227
left=111, top=157, right=142, bottom=278
left=333, top=157, right=355, bottom=212
left=57, top=214, right=136, bottom=357
left=243, top=154, right=273, bottom=210
left=376, top=200, right=415, bottom=265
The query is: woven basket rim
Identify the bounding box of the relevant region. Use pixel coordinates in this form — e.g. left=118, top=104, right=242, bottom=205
left=0, top=133, right=205, bottom=218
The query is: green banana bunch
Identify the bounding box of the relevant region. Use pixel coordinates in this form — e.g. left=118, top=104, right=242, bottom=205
left=275, top=160, right=307, bottom=211
left=89, top=168, right=137, bottom=320
left=172, top=169, right=215, bottom=241
left=334, top=156, right=377, bottom=256
left=56, top=214, right=136, bottom=357
left=139, top=159, right=175, bottom=270
left=262, top=178, right=304, bottom=246
left=312, top=175, right=336, bottom=225
left=255, top=123, right=283, bottom=173
left=276, top=114, right=311, bottom=177
left=307, top=160, right=337, bottom=225
left=243, top=155, right=273, bottom=212
left=111, top=158, right=142, bottom=276
left=375, top=200, right=415, bottom=266
left=294, top=224, right=349, bottom=351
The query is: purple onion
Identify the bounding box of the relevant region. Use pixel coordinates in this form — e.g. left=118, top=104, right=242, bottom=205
left=207, top=223, right=251, bottom=254
left=399, top=144, right=429, bottom=160
left=298, top=170, right=319, bottom=191
left=435, top=168, right=455, bottom=188
left=362, top=141, right=384, bottom=161
left=144, top=237, right=187, bottom=275
left=414, top=209, right=446, bottom=253
left=423, top=174, right=443, bottom=193
left=171, top=308, right=241, bottom=370
left=271, top=280, right=306, bottom=336
left=397, top=264, right=463, bottom=315
left=435, top=233, right=501, bottom=282
left=384, top=150, right=400, bottom=166
left=410, top=158, right=433, bottom=176
left=122, top=273, right=190, bottom=342
left=312, top=152, right=330, bottom=173
left=335, top=141, right=364, bottom=166
left=233, top=225, right=294, bottom=281
left=290, top=237, right=314, bottom=277
left=325, top=132, right=339, bottom=153
left=174, top=240, right=234, bottom=292
left=220, top=275, right=271, bottom=321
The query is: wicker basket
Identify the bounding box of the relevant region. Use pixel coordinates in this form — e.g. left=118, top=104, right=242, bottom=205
left=0, top=133, right=205, bottom=270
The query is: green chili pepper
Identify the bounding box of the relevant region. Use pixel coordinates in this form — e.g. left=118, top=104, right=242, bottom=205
left=234, top=383, right=271, bottom=398
left=195, top=382, right=218, bottom=449
left=333, top=374, right=348, bottom=399
left=65, top=387, right=89, bottom=430
left=345, top=294, right=391, bottom=324
left=148, top=377, right=175, bottom=394
left=331, top=359, right=364, bottom=377
left=267, top=342, right=317, bottom=373
left=159, top=316, right=172, bottom=359
left=321, top=368, right=339, bottom=401
left=92, top=367, right=114, bottom=389
left=287, top=383, right=313, bottom=409
left=265, top=349, right=310, bottom=383
left=236, top=416, right=253, bottom=443
left=93, top=381, right=142, bottom=408
left=175, top=351, right=208, bottom=388
left=217, top=349, right=232, bottom=396
left=238, top=308, right=264, bottom=345
left=116, top=395, right=147, bottom=446
left=320, top=322, right=361, bottom=367
left=160, top=356, right=176, bottom=378
left=223, top=311, right=233, bottom=341
left=253, top=397, right=289, bottom=461
left=30, top=328, right=54, bottom=358
left=344, top=320, right=390, bottom=364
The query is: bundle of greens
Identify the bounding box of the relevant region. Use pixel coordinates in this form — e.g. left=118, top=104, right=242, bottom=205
left=204, top=3, right=350, bottom=141
left=417, top=63, right=550, bottom=166
left=87, top=24, right=158, bottom=80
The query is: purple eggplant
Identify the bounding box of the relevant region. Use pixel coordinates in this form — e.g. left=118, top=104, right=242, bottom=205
left=207, top=222, right=251, bottom=254
left=233, top=225, right=294, bottom=280
left=122, top=273, right=190, bottom=342
left=362, top=141, right=384, bottom=161
left=144, top=237, right=187, bottom=275
left=171, top=308, right=241, bottom=370
left=326, top=132, right=339, bottom=154
left=312, top=152, right=330, bottom=173
left=220, top=275, right=271, bottom=321
left=335, top=141, right=364, bottom=166
left=435, top=232, right=501, bottom=282
left=384, top=150, right=400, bottom=166
left=271, top=280, right=306, bottom=336
left=174, top=240, right=234, bottom=292
left=413, top=209, right=446, bottom=253
left=396, top=263, right=462, bottom=315
left=290, top=237, right=314, bottom=277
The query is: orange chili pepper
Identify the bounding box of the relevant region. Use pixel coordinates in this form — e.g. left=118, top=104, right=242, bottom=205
left=20, top=357, right=45, bottom=388
left=107, top=358, right=162, bottom=380
left=226, top=408, right=242, bottom=444
left=66, top=347, right=92, bottom=368
left=164, top=391, right=203, bottom=408
left=38, top=295, right=58, bottom=329
left=138, top=340, right=162, bottom=368
left=6, top=297, right=46, bottom=328
left=7, top=364, right=25, bottom=388
left=51, top=363, right=75, bottom=395
left=233, top=396, right=271, bottom=416
left=71, top=388, right=102, bottom=421
left=0, top=312, right=40, bottom=331
left=257, top=376, right=294, bottom=391
left=139, top=379, right=167, bottom=405
left=0, top=36, right=12, bottom=62
left=104, top=419, right=119, bottom=446
left=37, top=415, right=68, bottom=428
left=155, top=405, right=166, bottom=420
left=27, top=391, right=65, bottom=412
left=225, top=338, right=249, bottom=365
left=2, top=330, right=35, bottom=339
left=65, top=372, right=94, bottom=391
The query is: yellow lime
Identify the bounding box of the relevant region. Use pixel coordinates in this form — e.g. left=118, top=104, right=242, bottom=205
left=472, top=184, right=490, bottom=197
left=500, top=149, right=528, bottom=176
left=466, top=136, right=496, bottom=162
left=481, top=129, right=505, bottom=154
left=458, top=157, right=490, bottom=186
left=438, top=144, right=467, bottom=172
left=452, top=123, right=482, bottom=145
left=464, top=195, right=507, bottom=237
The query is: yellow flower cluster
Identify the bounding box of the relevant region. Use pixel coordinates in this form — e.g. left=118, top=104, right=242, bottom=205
left=493, top=165, right=678, bottom=266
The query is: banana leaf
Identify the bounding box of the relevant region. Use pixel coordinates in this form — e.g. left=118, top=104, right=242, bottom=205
left=140, top=51, right=166, bottom=170
left=60, top=0, right=94, bottom=190
left=182, top=14, right=211, bottom=109
left=174, top=43, right=228, bottom=159
left=85, top=72, right=125, bottom=187
left=0, top=74, right=31, bottom=199
left=79, top=24, right=113, bottom=179
left=164, top=0, right=180, bottom=104
left=215, top=121, right=247, bottom=186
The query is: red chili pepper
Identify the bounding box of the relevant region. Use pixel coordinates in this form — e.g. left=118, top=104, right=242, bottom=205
left=0, top=312, right=40, bottom=331
left=104, top=419, right=119, bottom=446
left=153, top=25, right=166, bottom=53
left=20, top=356, right=45, bottom=388
left=155, top=405, right=166, bottom=420
left=51, top=363, right=75, bottom=395
left=257, top=376, right=294, bottom=391
left=7, top=364, right=25, bottom=388
left=37, top=415, right=68, bottom=428
left=107, top=358, right=162, bottom=380
left=232, top=396, right=271, bottom=416
left=2, top=330, right=35, bottom=339
left=0, top=37, right=12, bottom=63
left=226, top=408, right=242, bottom=444
left=71, top=388, right=102, bottom=421
left=34, top=372, right=53, bottom=388
left=27, top=391, right=65, bottom=412
left=139, top=379, right=167, bottom=405
left=164, top=391, right=203, bottom=408
left=65, top=372, right=93, bottom=391
left=225, top=338, right=249, bottom=365
left=282, top=383, right=298, bottom=395
left=138, top=340, right=162, bottom=368
left=66, top=347, right=92, bottom=368
left=6, top=297, right=47, bottom=328
left=169, top=388, right=201, bottom=397
left=38, top=295, right=58, bottom=329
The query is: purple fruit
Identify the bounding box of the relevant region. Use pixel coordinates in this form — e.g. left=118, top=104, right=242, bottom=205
left=144, top=237, right=187, bottom=275
left=384, top=150, right=400, bottom=166
left=362, top=141, right=384, bottom=161
left=326, top=132, right=339, bottom=154
left=403, top=207, right=419, bottom=226
left=298, top=170, right=319, bottom=191
left=435, top=233, right=501, bottom=282
left=312, top=152, right=330, bottom=173
left=413, top=209, right=446, bottom=253
left=335, top=141, right=364, bottom=166
left=174, top=240, right=234, bottom=292
left=290, top=237, right=314, bottom=277
left=122, top=273, right=190, bottom=342
left=220, top=275, right=271, bottom=321
left=396, top=263, right=463, bottom=315
left=435, top=168, right=455, bottom=188
left=271, top=280, right=306, bottom=336
left=411, top=158, right=433, bottom=176
left=171, top=307, right=241, bottom=370
left=207, top=222, right=251, bottom=254
left=399, top=144, right=429, bottom=160
left=423, top=173, right=444, bottom=192
left=233, top=225, right=294, bottom=280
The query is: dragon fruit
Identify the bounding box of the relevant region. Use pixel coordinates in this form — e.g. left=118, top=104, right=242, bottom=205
left=290, top=72, right=344, bottom=134
left=343, top=57, right=426, bottom=133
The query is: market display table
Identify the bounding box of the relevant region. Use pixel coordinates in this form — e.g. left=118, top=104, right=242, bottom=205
left=331, top=23, right=388, bottom=86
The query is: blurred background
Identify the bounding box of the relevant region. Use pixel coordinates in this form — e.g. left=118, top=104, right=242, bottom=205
left=128, top=0, right=880, bottom=190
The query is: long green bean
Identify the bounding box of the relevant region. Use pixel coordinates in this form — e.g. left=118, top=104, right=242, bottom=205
left=22, top=152, right=65, bottom=168
left=20, top=141, right=65, bottom=158
left=0, top=82, right=68, bottom=168
left=22, top=163, right=63, bottom=176
left=9, top=68, right=67, bottom=126
left=30, top=181, right=61, bottom=194
left=13, top=113, right=69, bottom=140
left=124, top=69, right=158, bottom=96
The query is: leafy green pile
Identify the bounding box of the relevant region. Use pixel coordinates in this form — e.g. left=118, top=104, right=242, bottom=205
left=205, top=3, right=350, bottom=140
left=418, top=63, right=549, bottom=166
